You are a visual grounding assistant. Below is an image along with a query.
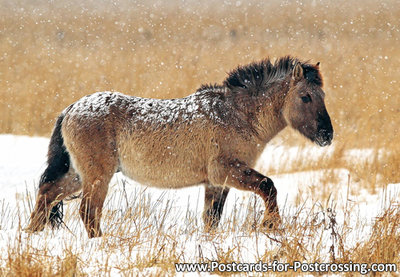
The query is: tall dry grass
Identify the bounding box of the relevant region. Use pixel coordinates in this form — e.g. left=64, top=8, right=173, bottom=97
left=0, top=181, right=399, bottom=276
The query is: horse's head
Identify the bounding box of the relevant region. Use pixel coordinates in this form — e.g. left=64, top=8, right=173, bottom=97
left=282, top=62, right=333, bottom=146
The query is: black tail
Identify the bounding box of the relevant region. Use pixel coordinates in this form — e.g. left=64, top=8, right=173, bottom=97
left=39, top=112, right=70, bottom=228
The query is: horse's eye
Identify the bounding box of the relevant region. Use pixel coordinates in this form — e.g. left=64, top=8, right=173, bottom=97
left=301, top=95, right=312, bottom=103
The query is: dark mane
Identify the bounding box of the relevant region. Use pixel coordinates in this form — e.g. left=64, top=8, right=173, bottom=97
left=196, top=83, right=225, bottom=93
left=223, top=56, right=323, bottom=95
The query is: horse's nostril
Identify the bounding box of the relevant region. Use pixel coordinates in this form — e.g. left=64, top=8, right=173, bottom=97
left=317, top=129, right=333, bottom=145
left=319, top=128, right=332, bottom=137
left=319, top=129, right=327, bottom=136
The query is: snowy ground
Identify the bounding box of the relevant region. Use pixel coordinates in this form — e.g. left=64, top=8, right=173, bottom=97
left=0, top=134, right=399, bottom=275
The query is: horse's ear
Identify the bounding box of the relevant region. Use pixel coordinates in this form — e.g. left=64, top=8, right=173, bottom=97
left=292, top=62, right=303, bottom=81
left=316, top=62, right=320, bottom=67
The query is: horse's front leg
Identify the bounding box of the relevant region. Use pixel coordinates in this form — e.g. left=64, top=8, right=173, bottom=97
left=208, top=157, right=280, bottom=229
left=203, top=184, right=230, bottom=231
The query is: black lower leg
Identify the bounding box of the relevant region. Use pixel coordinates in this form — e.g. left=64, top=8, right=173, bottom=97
left=258, top=178, right=280, bottom=228
left=48, top=201, right=64, bottom=229
left=204, top=186, right=230, bottom=229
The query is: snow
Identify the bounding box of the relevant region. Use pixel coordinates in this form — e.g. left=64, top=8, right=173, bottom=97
left=0, top=135, right=48, bottom=205
left=0, top=134, right=399, bottom=274
left=68, top=89, right=228, bottom=128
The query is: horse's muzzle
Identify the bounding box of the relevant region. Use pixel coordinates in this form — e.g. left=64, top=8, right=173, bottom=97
left=315, top=128, right=333, bottom=147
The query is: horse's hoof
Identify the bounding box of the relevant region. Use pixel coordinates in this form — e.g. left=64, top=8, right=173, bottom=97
left=262, top=219, right=279, bottom=229
left=24, top=223, right=45, bottom=233
left=261, top=213, right=282, bottom=231
left=87, top=228, right=103, bottom=238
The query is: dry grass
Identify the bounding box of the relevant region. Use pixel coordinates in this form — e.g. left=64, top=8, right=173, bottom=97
left=1, top=0, right=400, bottom=275
left=0, top=180, right=399, bottom=276
left=1, top=0, right=400, bottom=186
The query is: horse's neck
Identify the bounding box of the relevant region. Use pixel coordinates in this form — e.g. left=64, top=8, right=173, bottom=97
left=254, top=79, right=289, bottom=142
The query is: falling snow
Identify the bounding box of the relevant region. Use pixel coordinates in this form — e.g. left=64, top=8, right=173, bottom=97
left=1, top=0, right=400, bottom=274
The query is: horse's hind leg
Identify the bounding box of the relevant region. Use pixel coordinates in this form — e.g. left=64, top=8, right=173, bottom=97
left=67, top=142, right=117, bottom=238
left=26, top=169, right=82, bottom=232
left=79, top=173, right=113, bottom=238
left=203, top=184, right=230, bottom=231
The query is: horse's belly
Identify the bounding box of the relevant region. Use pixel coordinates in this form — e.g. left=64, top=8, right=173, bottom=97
left=118, top=148, right=207, bottom=189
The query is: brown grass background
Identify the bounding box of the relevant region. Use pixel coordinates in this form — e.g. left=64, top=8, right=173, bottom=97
left=0, top=0, right=400, bottom=184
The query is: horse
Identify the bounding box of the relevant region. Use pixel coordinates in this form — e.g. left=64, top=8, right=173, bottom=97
left=26, top=56, right=333, bottom=238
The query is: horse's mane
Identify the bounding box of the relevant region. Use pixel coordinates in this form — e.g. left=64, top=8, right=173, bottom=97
left=222, top=56, right=323, bottom=95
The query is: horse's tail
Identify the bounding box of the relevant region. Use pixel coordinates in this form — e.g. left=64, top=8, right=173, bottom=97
left=39, top=111, right=70, bottom=228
